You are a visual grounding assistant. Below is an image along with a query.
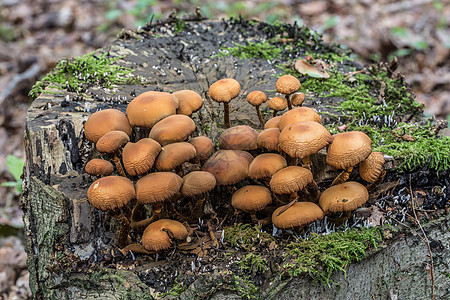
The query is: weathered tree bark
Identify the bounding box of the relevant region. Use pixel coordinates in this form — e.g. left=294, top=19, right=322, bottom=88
left=23, top=18, right=449, bottom=299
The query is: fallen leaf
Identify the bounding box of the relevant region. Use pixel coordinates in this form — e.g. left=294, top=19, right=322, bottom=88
left=294, top=59, right=330, bottom=78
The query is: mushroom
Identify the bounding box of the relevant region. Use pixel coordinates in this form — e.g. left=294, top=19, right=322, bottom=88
left=142, top=219, right=189, bottom=252
left=278, top=121, right=332, bottom=168
left=264, top=116, right=282, bottom=129
left=248, top=153, right=287, bottom=185
left=209, top=78, right=241, bottom=128
left=326, top=131, right=372, bottom=186
left=268, top=96, right=288, bottom=117
left=278, top=107, right=321, bottom=131
left=84, top=109, right=132, bottom=143
left=96, top=130, right=130, bottom=177
left=173, top=89, right=203, bottom=117
left=132, top=172, right=183, bottom=230
left=291, top=92, right=306, bottom=107
left=181, top=171, right=216, bottom=220
left=87, top=176, right=135, bottom=247
left=154, top=142, right=197, bottom=175
left=232, top=185, right=272, bottom=225
left=84, top=158, right=114, bottom=178
left=122, top=138, right=162, bottom=177
left=272, top=202, right=324, bottom=230
left=359, top=151, right=386, bottom=191
left=202, top=150, right=253, bottom=186
left=188, top=136, right=215, bottom=165
left=218, top=125, right=258, bottom=151
left=246, top=91, right=267, bottom=128
left=257, top=128, right=280, bottom=152
left=149, top=114, right=196, bottom=146
left=275, top=75, right=301, bottom=110
left=318, top=181, right=369, bottom=224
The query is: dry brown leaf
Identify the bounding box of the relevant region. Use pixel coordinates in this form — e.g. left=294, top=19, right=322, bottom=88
left=294, top=59, right=330, bottom=78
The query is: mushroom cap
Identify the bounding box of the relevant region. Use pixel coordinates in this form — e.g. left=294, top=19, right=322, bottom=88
left=87, top=176, right=135, bottom=211
left=291, top=92, right=306, bottom=106
left=232, top=185, right=272, bottom=212
left=275, top=75, right=301, bottom=95
left=218, top=125, right=258, bottom=151
left=122, top=138, right=162, bottom=176
left=326, top=131, right=372, bottom=170
left=142, top=219, right=188, bottom=252
left=84, top=109, right=132, bottom=143
left=126, top=91, right=179, bottom=128
left=181, top=171, right=217, bottom=197
left=84, top=159, right=114, bottom=177
left=270, top=166, right=313, bottom=195
left=136, top=172, right=183, bottom=204
left=257, top=128, right=280, bottom=152
left=188, top=136, right=215, bottom=162
left=319, top=181, right=369, bottom=214
left=359, top=152, right=385, bottom=183
left=279, top=121, right=332, bottom=159
left=209, top=78, right=241, bottom=103
left=246, top=91, right=267, bottom=106
left=96, top=130, right=130, bottom=154
left=154, top=142, right=197, bottom=171
left=202, top=150, right=253, bottom=185
left=264, top=116, right=281, bottom=129
left=173, top=90, right=203, bottom=116
left=272, top=202, right=324, bottom=229
left=278, top=107, right=321, bottom=131
left=268, top=97, right=288, bottom=111
left=249, top=153, right=287, bottom=180
left=149, top=114, right=196, bottom=146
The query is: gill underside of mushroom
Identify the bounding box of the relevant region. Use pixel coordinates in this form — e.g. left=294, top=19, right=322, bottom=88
left=109, top=208, right=131, bottom=248
left=327, top=211, right=352, bottom=225
left=331, top=166, right=353, bottom=186
left=276, top=192, right=299, bottom=217
left=366, top=170, right=386, bottom=192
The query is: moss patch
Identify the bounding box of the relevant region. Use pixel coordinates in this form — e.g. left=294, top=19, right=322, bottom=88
left=213, top=41, right=283, bottom=60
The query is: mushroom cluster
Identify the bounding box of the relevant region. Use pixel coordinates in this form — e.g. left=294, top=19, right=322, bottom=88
left=83, top=76, right=386, bottom=251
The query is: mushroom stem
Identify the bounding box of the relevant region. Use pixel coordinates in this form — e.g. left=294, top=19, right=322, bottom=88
left=285, top=94, right=292, bottom=110
left=327, top=211, right=352, bottom=226
left=175, top=165, right=184, bottom=177
left=301, top=156, right=311, bottom=170
left=191, top=196, right=206, bottom=220
left=306, top=181, right=320, bottom=202
left=119, top=243, right=153, bottom=256
left=276, top=193, right=298, bottom=217
left=250, top=213, right=272, bottom=226
left=331, top=167, right=353, bottom=186
left=206, top=221, right=219, bottom=248
left=223, top=102, right=231, bottom=128
left=130, top=202, right=163, bottom=231
left=109, top=208, right=131, bottom=248
left=255, top=106, right=265, bottom=129
left=165, top=202, right=187, bottom=222
left=366, top=170, right=386, bottom=192
left=131, top=202, right=144, bottom=222
left=111, top=155, right=127, bottom=177
left=272, top=110, right=278, bottom=118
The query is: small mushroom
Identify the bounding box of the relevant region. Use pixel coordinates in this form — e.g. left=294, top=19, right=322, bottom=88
left=84, top=158, right=114, bottom=178
left=202, top=150, right=253, bottom=186
left=122, top=138, right=162, bottom=177
left=291, top=92, right=306, bottom=107
left=248, top=153, right=287, bottom=185
left=96, top=130, right=130, bottom=177
left=232, top=185, right=272, bottom=225
left=84, top=109, right=132, bottom=143
left=264, top=116, right=282, bottom=129
left=246, top=91, right=267, bottom=128
left=359, top=151, right=386, bottom=191
left=154, top=142, right=197, bottom=175
left=257, top=128, right=280, bottom=152
left=209, top=78, right=241, bottom=128
left=268, top=97, right=288, bottom=117
left=181, top=171, right=216, bottom=219
left=142, top=219, right=189, bottom=252
left=149, top=114, right=196, bottom=146
left=272, top=202, right=324, bottom=230
left=275, top=75, right=301, bottom=110
left=188, top=136, right=215, bottom=165
left=218, top=125, right=258, bottom=151
left=173, top=89, right=203, bottom=116
left=278, top=107, right=321, bottom=131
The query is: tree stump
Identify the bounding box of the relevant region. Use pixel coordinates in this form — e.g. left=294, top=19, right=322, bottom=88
left=23, top=17, right=449, bottom=299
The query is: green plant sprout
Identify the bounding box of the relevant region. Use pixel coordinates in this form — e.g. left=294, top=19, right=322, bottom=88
left=1, top=154, right=24, bottom=194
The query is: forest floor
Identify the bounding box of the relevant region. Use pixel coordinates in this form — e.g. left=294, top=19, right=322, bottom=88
left=0, top=0, right=449, bottom=298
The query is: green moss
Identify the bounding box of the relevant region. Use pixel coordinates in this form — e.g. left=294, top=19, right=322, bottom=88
left=213, top=41, right=283, bottom=60
left=233, top=275, right=260, bottom=299
left=239, top=253, right=268, bottom=273
left=29, top=51, right=142, bottom=99
left=281, top=226, right=383, bottom=286
left=224, top=223, right=274, bottom=251
left=161, top=278, right=187, bottom=297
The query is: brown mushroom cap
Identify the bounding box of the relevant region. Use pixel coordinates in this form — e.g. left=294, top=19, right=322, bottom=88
left=149, top=114, right=196, bottom=146
left=181, top=171, right=217, bottom=197
left=326, top=131, right=372, bottom=170
left=202, top=150, right=253, bottom=185
left=154, top=142, right=197, bottom=171
left=126, top=91, right=179, bottom=128
left=84, top=109, right=132, bottom=143
left=173, top=90, right=203, bottom=116
left=136, top=172, right=183, bottom=204
left=279, top=121, right=332, bottom=159
left=264, top=116, right=282, bottom=129
left=218, top=125, right=258, bottom=151
left=209, top=78, right=241, bottom=103
left=359, top=152, right=385, bottom=182
left=275, top=75, right=301, bottom=95
left=257, top=128, right=280, bottom=152
left=319, top=181, right=369, bottom=214
left=122, top=138, right=162, bottom=176
left=270, top=166, right=313, bottom=195
left=268, top=97, right=288, bottom=111
left=291, top=92, right=306, bottom=106
left=87, top=176, right=135, bottom=211
left=188, top=136, right=215, bottom=162
left=278, top=107, right=321, bottom=131
left=142, top=219, right=188, bottom=252
left=84, top=159, right=114, bottom=177
left=249, top=153, right=287, bottom=180
left=246, top=91, right=267, bottom=106
left=272, top=202, right=324, bottom=229
left=232, top=185, right=272, bottom=212
left=96, top=130, right=130, bottom=154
